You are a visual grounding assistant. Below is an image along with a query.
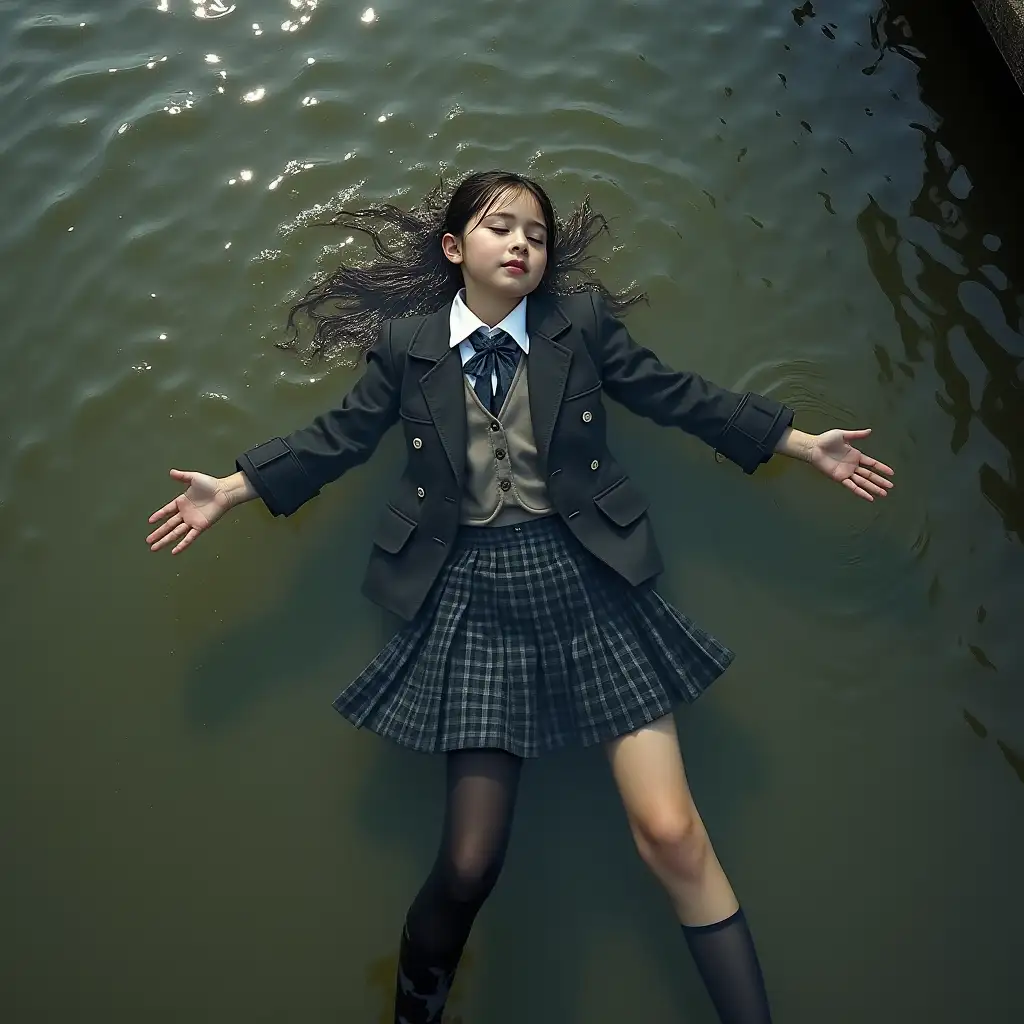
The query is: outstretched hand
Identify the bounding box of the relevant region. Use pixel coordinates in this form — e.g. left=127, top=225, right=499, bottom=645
left=146, top=469, right=233, bottom=554
left=805, top=428, right=894, bottom=501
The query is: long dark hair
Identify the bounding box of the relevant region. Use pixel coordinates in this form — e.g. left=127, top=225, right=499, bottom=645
left=281, top=170, right=645, bottom=363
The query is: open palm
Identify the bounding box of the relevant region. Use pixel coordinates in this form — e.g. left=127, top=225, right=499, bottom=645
left=146, top=469, right=232, bottom=554
left=807, top=428, right=894, bottom=502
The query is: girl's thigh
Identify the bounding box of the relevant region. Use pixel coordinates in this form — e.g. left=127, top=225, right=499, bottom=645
left=603, top=714, right=701, bottom=834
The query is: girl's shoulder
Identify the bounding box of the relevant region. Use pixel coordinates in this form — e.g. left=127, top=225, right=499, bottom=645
left=384, top=304, right=449, bottom=348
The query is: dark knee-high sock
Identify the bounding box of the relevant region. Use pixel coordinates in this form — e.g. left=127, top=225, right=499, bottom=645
left=682, top=908, right=772, bottom=1024
left=394, top=749, right=521, bottom=1024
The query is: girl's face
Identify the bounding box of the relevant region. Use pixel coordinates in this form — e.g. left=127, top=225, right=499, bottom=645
left=442, top=187, right=549, bottom=301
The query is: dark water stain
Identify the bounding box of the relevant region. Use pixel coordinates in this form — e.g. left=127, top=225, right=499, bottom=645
left=997, top=740, right=1024, bottom=785
left=963, top=709, right=988, bottom=738
left=875, top=342, right=893, bottom=381
left=968, top=644, right=997, bottom=671
left=792, top=2, right=815, bottom=27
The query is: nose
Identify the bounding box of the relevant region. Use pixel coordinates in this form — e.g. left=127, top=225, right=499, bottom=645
left=509, top=226, right=529, bottom=253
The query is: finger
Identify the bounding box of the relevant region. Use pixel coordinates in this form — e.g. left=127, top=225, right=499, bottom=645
left=842, top=428, right=872, bottom=441
left=148, top=498, right=181, bottom=524
left=146, top=514, right=182, bottom=546
left=171, top=527, right=199, bottom=555
left=842, top=477, right=874, bottom=502
left=858, top=453, right=894, bottom=476
left=855, top=467, right=893, bottom=490
left=853, top=473, right=889, bottom=498
left=169, top=469, right=194, bottom=484
left=146, top=514, right=181, bottom=545
left=151, top=521, right=189, bottom=552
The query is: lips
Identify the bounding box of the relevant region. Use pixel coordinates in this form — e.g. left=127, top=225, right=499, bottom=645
left=502, top=260, right=527, bottom=272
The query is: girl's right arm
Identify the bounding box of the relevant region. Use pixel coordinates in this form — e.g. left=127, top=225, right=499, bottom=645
left=146, top=468, right=258, bottom=555
left=147, top=322, right=400, bottom=555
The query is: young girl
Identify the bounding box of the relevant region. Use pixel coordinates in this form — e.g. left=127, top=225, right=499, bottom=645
left=147, top=170, right=894, bottom=1023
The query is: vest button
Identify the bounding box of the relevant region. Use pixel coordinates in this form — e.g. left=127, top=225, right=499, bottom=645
left=416, top=487, right=425, bottom=498
left=412, top=437, right=423, bottom=449
left=582, top=410, right=593, bottom=423
left=499, top=479, right=512, bottom=492
left=495, top=448, right=506, bottom=460
left=590, top=460, right=600, bottom=471
left=490, top=421, right=500, bottom=432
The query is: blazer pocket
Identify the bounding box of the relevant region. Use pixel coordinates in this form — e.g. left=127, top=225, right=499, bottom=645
left=373, top=504, right=418, bottom=554
left=400, top=409, right=434, bottom=425
left=564, top=381, right=603, bottom=402
left=593, top=477, right=650, bottom=528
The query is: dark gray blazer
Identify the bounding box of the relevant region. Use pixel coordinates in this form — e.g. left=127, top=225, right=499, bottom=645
left=237, top=291, right=794, bottom=620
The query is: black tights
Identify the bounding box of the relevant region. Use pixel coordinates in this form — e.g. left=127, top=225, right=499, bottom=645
left=394, top=749, right=522, bottom=1024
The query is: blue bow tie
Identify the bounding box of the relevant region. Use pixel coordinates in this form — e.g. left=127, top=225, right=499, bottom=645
left=462, top=327, right=522, bottom=415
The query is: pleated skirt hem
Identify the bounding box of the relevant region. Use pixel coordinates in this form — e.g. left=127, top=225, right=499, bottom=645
left=333, top=517, right=734, bottom=758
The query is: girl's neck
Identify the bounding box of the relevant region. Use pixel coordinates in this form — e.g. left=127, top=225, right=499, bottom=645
left=462, top=281, right=522, bottom=328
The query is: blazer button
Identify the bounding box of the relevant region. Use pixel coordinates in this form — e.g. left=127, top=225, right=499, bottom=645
left=590, top=460, right=599, bottom=471
left=582, top=410, right=593, bottom=423
left=490, top=421, right=500, bottom=432
left=499, top=479, right=512, bottom=492
left=412, top=437, right=423, bottom=449
left=495, top=448, right=507, bottom=460
left=416, top=487, right=425, bottom=499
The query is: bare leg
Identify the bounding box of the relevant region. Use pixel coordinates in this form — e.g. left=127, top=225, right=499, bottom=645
left=606, top=714, right=771, bottom=1023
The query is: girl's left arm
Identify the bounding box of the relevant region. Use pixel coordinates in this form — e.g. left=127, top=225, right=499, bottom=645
left=773, top=425, right=894, bottom=502
left=590, top=293, right=894, bottom=501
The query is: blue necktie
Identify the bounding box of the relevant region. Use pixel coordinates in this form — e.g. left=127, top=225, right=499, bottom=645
left=462, top=327, right=522, bottom=416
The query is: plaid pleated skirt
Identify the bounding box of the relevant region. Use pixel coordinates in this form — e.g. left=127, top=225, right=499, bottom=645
left=333, top=516, right=734, bottom=757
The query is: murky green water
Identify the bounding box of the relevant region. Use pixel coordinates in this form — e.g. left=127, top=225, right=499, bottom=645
left=4, top=1, right=1023, bottom=1020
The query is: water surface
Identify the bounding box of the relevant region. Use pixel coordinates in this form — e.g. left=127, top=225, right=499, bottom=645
left=3, top=1, right=1023, bottom=1021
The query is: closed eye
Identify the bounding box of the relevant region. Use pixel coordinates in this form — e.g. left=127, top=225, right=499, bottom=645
left=488, top=226, right=546, bottom=245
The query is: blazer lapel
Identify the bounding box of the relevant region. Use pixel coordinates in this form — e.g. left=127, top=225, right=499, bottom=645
left=413, top=305, right=468, bottom=484
left=526, top=296, right=572, bottom=469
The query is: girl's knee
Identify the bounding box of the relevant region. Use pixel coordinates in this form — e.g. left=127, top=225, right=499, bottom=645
left=632, top=806, right=710, bottom=883
left=442, top=841, right=507, bottom=905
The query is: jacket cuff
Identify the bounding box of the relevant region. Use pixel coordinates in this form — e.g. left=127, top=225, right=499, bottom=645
left=714, top=393, right=795, bottom=475
left=235, top=437, right=319, bottom=517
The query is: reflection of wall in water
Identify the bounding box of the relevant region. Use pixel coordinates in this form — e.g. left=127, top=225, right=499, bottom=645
left=857, top=1, right=1024, bottom=542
